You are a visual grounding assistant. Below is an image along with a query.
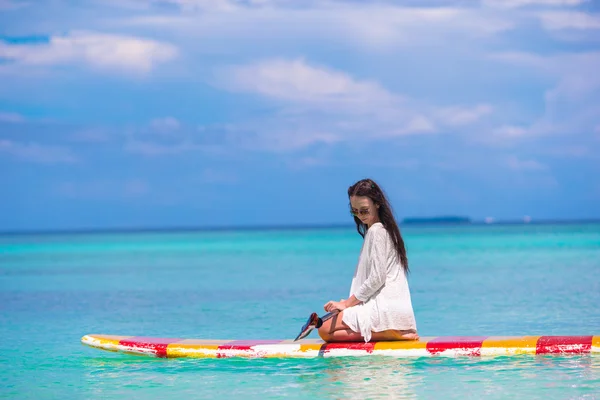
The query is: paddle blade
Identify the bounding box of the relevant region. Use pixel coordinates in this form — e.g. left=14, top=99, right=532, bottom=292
left=294, top=312, right=320, bottom=341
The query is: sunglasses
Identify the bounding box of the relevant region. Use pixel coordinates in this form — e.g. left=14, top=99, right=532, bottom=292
left=350, top=208, right=371, bottom=217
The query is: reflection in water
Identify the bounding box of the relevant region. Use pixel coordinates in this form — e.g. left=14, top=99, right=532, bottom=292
left=80, top=354, right=600, bottom=400
left=299, top=357, right=420, bottom=399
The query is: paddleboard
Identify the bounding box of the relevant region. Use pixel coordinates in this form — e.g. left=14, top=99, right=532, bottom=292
left=81, top=334, right=600, bottom=358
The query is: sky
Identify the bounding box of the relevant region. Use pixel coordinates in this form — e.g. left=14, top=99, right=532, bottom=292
left=0, top=0, right=599, bottom=231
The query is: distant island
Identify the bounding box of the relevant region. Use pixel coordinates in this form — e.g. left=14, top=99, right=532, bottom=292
left=401, top=216, right=471, bottom=225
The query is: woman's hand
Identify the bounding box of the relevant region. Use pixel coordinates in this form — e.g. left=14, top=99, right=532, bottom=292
left=324, top=299, right=347, bottom=313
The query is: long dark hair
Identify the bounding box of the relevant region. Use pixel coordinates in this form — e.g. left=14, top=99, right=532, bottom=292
left=348, top=178, right=409, bottom=274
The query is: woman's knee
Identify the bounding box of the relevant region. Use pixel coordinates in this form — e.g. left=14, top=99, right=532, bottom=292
left=317, top=324, right=330, bottom=339
left=317, top=327, right=331, bottom=341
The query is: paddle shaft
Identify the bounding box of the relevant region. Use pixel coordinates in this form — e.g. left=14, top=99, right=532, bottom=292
left=317, top=310, right=339, bottom=328
left=293, top=309, right=341, bottom=341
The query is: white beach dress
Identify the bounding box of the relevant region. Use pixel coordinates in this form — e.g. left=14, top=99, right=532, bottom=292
left=342, top=222, right=417, bottom=342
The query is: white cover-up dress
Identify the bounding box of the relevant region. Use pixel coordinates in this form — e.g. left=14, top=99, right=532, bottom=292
left=342, top=222, right=417, bottom=342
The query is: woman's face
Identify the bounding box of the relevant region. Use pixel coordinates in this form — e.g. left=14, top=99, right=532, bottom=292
left=350, top=195, right=380, bottom=227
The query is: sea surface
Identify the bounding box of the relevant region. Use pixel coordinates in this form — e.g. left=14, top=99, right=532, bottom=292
left=1, top=222, right=599, bottom=399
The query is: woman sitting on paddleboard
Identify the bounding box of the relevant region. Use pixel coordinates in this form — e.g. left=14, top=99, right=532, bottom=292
left=319, top=178, right=419, bottom=342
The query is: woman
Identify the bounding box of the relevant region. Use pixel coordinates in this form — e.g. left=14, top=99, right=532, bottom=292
left=318, top=178, right=419, bottom=343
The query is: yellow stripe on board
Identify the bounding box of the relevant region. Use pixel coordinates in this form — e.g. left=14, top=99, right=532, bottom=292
left=175, top=339, right=234, bottom=345
left=166, top=344, right=221, bottom=358
left=592, top=336, right=600, bottom=351
left=235, top=340, right=325, bottom=358
left=274, top=339, right=324, bottom=355
left=481, top=336, right=541, bottom=355
left=166, top=339, right=233, bottom=358
left=298, top=343, right=325, bottom=353
left=373, top=338, right=430, bottom=351
left=93, top=334, right=131, bottom=344
left=81, top=335, right=132, bottom=352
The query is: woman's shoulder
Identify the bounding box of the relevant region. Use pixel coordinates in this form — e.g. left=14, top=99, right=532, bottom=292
left=368, top=222, right=385, bottom=231
left=366, top=222, right=388, bottom=240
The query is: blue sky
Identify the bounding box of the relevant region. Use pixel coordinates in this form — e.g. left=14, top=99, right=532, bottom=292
left=0, top=0, right=599, bottom=231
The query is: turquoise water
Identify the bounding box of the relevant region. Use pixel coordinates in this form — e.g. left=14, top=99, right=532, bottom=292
left=1, top=223, right=599, bottom=399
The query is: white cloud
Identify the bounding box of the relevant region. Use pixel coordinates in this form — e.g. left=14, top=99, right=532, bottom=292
left=216, top=58, right=500, bottom=151
left=224, top=58, right=398, bottom=109
left=201, top=117, right=346, bottom=153
left=125, top=117, right=213, bottom=155
left=435, top=104, right=493, bottom=126
left=70, top=129, right=111, bottom=143
left=538, top=11, right=600, bottom=30
left=490, top=50, right=600, bottom=139
left=161, top=0, right=241, bottom=11
left=398, top=116, right=437, bottom=134
left=493, top=125, right=529, bottom=137
left=253, top=128, right=342, bottom=151
left=491, top=51, right=600, bottom=96
left=122, top=118, right=234, bottom=156
left=119, top=4, right=514, bottom=51
left=0, top=31, right=178, bottom=74
left=475, top=125, right=534, bottom=147
left=0, top=140, right=78, bottom=163
left=0, top=111, right=24, bottom=123
left=199, top=168, right=237, bottom=183
left=507, top=155, right=548, bottom=170
left=288, top=156, right=327, bottom=169
left=482, top=0, right=587, bottom=8
left=543, top=145, right=589, bottom=157
left=0, top=0, right=28, bottom=10
left=125, top=139, right=200, bottom=155
left=489, top=51, right=546, bottom=68
left=333, top=6, right=513, bottom=49
left=150, top=117, right=181, bottom=132
left=220, top=58, right=434, bottom=148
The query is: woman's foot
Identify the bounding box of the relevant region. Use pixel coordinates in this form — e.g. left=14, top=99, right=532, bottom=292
left=397, top=332, right=419, bottom=341
left=372, top=329, right=419, bottom=341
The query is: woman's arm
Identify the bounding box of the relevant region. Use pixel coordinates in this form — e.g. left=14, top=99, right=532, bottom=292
left=324, top=295, right=361, bottom=312
left=353, top=229, right=389, bottom=302
left=324, top=229, right=390, bottom=313
left=343, top=295, right=361, bottom=308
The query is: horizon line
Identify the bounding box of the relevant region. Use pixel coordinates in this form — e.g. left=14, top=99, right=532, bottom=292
left=1, top=217, right=599, bottom=236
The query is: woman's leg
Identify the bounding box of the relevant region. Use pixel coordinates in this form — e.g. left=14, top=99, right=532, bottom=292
left=317, top=311, right=419, bottom=342
left=317, top=311, right=363, bottom=342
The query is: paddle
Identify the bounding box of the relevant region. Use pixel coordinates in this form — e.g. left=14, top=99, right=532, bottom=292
left=293, top=310, right=339, bottom=341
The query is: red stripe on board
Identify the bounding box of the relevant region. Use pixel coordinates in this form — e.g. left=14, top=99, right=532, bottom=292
left=321, top=342, right=375, bottom=354
left=224, top=340, right=284, bottom=347
left=119, top=337, right=180, bottom=358
left=426, top=336, right=488, bottom=356
left=536, top=336, right=593, bottom=355
left=216, top=340, right=283, bottom=358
